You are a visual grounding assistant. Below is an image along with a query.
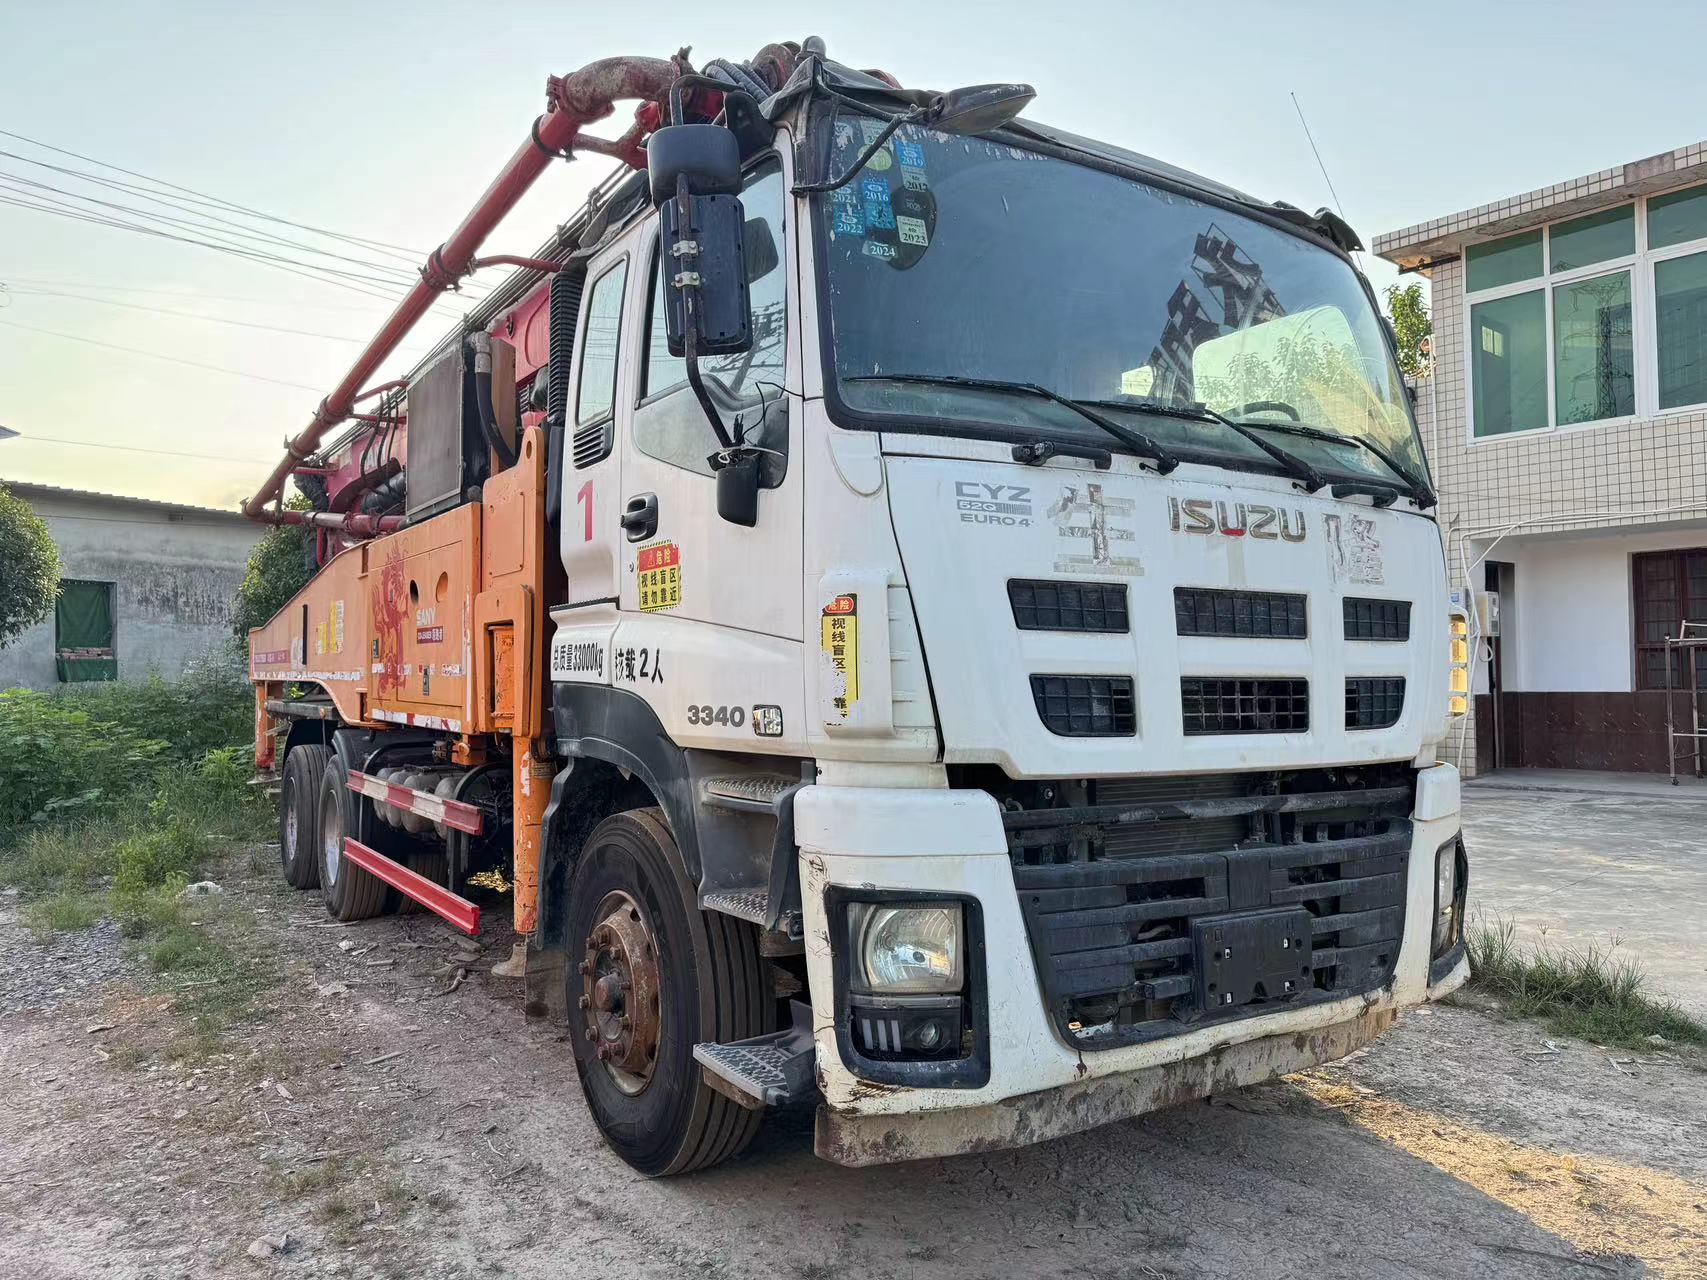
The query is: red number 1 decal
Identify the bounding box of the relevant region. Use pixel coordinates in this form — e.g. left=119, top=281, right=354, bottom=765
left=576, top=480, right=594, bottom=542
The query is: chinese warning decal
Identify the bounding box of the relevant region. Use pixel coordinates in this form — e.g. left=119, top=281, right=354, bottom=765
left=821, top=594, right=858, bottom=717
left=637, top=542, right=682, bottom=612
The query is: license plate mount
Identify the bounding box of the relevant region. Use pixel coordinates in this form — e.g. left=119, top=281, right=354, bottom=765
left=1191, top=908, right=1315, bottom=1014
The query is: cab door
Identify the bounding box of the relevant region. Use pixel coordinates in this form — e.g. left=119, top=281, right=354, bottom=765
left=610, top=156, right=806, bottom=749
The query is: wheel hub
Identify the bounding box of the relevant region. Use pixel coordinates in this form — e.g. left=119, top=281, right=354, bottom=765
left=580, top=893, right=661, bottom=1093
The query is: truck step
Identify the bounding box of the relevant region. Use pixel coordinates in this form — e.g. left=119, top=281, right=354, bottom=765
left=702, top=888, right=802, bottom=940
left=693, top=1001, right=816, bottom=1108
left=700, top=774, right=797, bottom=813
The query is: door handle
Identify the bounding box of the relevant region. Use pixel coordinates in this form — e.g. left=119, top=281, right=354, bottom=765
left=620, top=493, right=659, bottom=542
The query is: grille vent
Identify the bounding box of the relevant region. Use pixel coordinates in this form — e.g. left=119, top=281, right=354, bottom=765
left=572, top=421, right=614, bottom=469
left=1343, top=597, right=1411, bottom=641
left=1009, top=580, right=1129, bottom=633
left=1174, top=588, right=1306, bottom=638
left=1181, top=678, right=1308, bottom=735
left=1345, top=677, right=1406, bottom=729
left=1031, top=675, right=1136, bottom=737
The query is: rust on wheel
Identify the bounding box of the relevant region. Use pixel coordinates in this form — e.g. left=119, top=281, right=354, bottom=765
left=578, top=891, right=662, bottom=1095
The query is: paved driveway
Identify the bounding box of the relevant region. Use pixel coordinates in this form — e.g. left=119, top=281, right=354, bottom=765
left=1464, top=771, right=1707, bottom=1020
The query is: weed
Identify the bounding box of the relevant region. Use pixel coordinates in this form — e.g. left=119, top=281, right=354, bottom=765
left=23, top=890, right=102, bottom=940
left=1466, top=916, right=1707, bottom=1051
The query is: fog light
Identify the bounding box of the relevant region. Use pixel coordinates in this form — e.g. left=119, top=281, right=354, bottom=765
left=1433, top=838, right=1465, bottom=955
left=848, top=903, right=963, bottom=994
left=849, top=994, right=964, bottom=1060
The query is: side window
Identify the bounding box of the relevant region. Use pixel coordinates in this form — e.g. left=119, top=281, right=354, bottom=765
left=575, top=259, right=628, bottom=428
left=635, top=160, right=788, bottom=480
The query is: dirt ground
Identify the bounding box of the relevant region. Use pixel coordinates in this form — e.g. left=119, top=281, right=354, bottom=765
left=2, top=846, right=1705, bottom=1280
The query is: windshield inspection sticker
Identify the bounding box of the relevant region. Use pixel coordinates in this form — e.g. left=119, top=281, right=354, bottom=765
left=1325, top=514, right=1384, bottom=585
left=860, top=177, right=896, bottom=230
left=893, top=138, right=927, bottom=168
left=859, top=119, right=890, bottom=147
left=1049, top=483, right=1142, bottom=576
left=901, top=166, right=930, bottom=192
left=896, top=215, right=929, bottom=247
left=830, top=187, right=864, bottom=236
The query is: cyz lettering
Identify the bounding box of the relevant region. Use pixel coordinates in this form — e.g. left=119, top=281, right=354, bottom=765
left=954, top=480, right=1033, bottom=528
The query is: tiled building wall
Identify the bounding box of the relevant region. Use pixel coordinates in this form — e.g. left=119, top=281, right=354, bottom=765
left=1420, top=256, right=1707, bottom=774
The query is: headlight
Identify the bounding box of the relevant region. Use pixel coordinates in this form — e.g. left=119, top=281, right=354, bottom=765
left=1433, top=838, right=1464, bottom=955
left=849, top=903, right=963, bottom=993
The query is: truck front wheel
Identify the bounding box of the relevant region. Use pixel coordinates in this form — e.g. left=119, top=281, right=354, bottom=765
left=567, top=808, right=769, bottom=1176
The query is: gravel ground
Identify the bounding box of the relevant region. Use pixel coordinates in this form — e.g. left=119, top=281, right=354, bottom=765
left=1, top=850, right=1703, bottom=1280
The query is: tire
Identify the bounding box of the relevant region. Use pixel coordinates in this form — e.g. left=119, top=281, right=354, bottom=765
left=279, top=744, right=330, bottom=889
left=567, top=808, right=769, bottom=1176
left=316, top=753, right=388, bottom=922
left=392, top=850, right=446, bottom=915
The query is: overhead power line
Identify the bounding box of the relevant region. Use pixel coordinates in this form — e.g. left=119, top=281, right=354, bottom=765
left=8, top=432, right=274, bottom=464
left=0, top=285, right=418, bottom=345
left=0, top=318, right=325, bottom=391
left=0, top=126, right=425, bottom=260
left=0, top=276, right=396, bottom=311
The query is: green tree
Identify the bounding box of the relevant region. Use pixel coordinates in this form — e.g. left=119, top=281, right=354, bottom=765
left=0, top=484, right=60, bottom=648
left=1384, top=281, right=1433, bottom=378
left=230, top=493, right=315, bottom=646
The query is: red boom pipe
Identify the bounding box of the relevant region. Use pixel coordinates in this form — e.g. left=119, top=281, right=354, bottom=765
left=241, top=54, right=679, bottom=521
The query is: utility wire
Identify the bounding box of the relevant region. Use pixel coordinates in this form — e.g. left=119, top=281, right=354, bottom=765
left=0, top=319, right=325, bottom=391
left=0, top=193, right=402, bottom=299
left=0, top=162, right=424, bottom=285
left=0, top=276, right=397, bottom=311
left=0, top=126, right=425, bottom=260
left=0, top=184, right=415, bottom=291
left=6, top=433, right=274, bottom=464
left=0, top=284, right=436, bottom=347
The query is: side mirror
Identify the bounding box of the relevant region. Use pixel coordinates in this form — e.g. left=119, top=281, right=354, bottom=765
left=716, top=451, right=761, bottom=528
left=744, top=216, right=780, bottom=284
left=926, top=83, right=1035, bottom=136
left=661, top=193, right=752, bottom=357
left=646, top=124, right=739, bottom=206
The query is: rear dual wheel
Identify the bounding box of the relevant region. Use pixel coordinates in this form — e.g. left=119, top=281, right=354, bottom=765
left=567, top=808, right=769, bottom=1176
left=315, top=753, right=387, bottom=922
left=279, top=745, right=330, bottom=889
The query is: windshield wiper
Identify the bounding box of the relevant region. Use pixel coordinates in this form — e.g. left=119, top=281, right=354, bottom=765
left=1084, top=396, right=1328, bottom=493
left=1230, top=418, right=1436, bottom=508
left=846, top=373, right=1180, bottom=474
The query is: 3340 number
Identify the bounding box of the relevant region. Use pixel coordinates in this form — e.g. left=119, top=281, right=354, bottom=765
left=686, top=704, right=745, bottom=727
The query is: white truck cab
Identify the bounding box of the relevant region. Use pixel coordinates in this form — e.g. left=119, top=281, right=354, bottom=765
left=538, top=61, right=1469, bottom=1173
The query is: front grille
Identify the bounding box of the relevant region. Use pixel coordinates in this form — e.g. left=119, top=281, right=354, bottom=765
left=1346, top=677, right=1406, bottom=729
left=1004, top=765, right=1413, bottom=1049
left=1009, top=580, right=1129, bottom=633
left=1181, top=677, right=1308, bottom=735
left=1030, top=675, right=1135, bottom=737
left=1174, top=588, right=1306, bottom=638
left=1344, top=597, right=1411, bottom=641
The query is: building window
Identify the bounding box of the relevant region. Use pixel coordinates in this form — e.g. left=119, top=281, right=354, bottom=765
left=1465, top=187, right=1707, bottom=436
left=1632, top=550, right=1707, bottom=690
left=55, top=579, right=116, bottom=683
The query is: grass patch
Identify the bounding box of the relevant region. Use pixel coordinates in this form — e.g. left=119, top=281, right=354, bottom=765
left=23, top=890, right=103, bottom=940
left=1467, top=916, right=1707, bottom=1051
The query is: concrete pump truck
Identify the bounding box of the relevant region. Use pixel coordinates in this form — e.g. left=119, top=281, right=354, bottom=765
left=244, top=38, right=1472, bottom=1175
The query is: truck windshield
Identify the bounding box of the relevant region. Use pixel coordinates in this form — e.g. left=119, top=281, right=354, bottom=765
left=814, top=115, right=1427, bottom=488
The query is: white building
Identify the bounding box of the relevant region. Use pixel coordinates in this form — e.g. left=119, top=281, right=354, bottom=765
left=1378, top=141, right=1707, bottom=775
left=0, top=481, right=261, bottom=691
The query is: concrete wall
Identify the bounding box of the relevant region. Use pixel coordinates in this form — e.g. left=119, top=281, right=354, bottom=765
left=1484, top=524, right=1707, bottom=693
left=0, top=486, right=261, bottom=691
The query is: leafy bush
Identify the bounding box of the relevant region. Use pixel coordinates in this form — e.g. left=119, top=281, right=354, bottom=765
left=54, top=654, right=252, bottom=762
left=231, top=493, right=315, bottom=644
left=0, top=484, right=59, bottom=647
left=0, top=689, right=167, bottom=831
left=113, top=819, right=209, bottom=898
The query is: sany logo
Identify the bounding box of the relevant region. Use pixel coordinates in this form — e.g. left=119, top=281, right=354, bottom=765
left=1168, top=496, right=1307, bottom=542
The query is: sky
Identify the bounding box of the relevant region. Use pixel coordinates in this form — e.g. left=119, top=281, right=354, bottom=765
left=1, top=0, right=1704, bottom=509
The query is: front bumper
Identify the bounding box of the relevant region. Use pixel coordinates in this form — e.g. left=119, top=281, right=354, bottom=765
left=797, top=763, right=1465, bottom=1166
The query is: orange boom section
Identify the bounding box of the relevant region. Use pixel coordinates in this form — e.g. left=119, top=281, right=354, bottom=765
left=250, top=425, right=551, bottom=933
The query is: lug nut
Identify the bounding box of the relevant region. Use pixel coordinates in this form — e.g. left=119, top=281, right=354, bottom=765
left=584, top=1027, right=597, bottom=1042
